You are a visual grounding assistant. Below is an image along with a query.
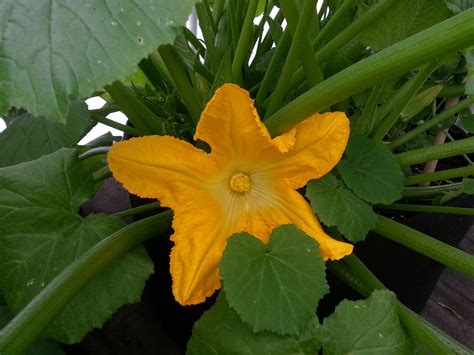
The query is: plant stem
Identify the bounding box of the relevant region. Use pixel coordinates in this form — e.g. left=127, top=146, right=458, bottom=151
left=265, top=0, right=318, bottom=116
left=439, top=84, right=466, bottom=98
left=90, top=113, right=139, bottom=136
left=389, top=96, right=474, bottom=150
left=374, top=214, right=474, bottom=278
left=0, top=211, right=173, bottom=355
left=255, top=32, right=292, bottom=105
left=78, top=147, right=110, bottom=160
left=377, top=203, right=474, bottom=215
left=158, top=45, right=202, bottom=125
left=312, top=0, right=357, bottom=50
left=265, top=9, right=474, bottom=135
left=404, top=165, right=474, bottom=185
left=281, top=0, right=323, bottom=88
left=371, top=62, right=438, bottom=143
left=105, top=82, right=163, bottom=135
left=352, top=83, right=384, bottom=135
left=113, top=202, right=162, bottom=218
left=196, top=3, right=219, bottom=69
left=92, top=165, right=112, bottom=182
left=231, top=0, right=259, bottom=83
left=395, top=136, right=474, bottom=166
left=402, top=183, right=462, bottom=199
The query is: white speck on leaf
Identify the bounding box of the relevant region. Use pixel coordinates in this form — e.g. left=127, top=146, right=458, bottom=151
left=136, top=37, right=144, bottom=45
left=137, top=21, right=142, bottom=26
left=111, top=21, right=118, bottom=26
left=26, top=279, right=34, bottom=287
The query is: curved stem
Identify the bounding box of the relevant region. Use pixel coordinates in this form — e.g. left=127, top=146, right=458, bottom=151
left=78, top=147, right=111, bottom=160
left=265, top=9, right=474, bottom=135
left=374, top=214, right=474, bottom=279
left=0, top=211, right=173, bottom=355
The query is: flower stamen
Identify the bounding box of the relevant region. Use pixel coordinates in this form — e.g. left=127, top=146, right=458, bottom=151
left=229, top=173, right=251, bottom=193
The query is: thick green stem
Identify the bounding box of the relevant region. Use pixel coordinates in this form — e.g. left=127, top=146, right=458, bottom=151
left=404, top=165, right=474, bottom=185
left=265, top=9, right=474, bottom=135
left=105, top=81, right=163, bottom=135
left=389, top=96, right=474, bottom=150
left=158, top=45, right=203, bottom=124
left=374, top=214, right=474, bottom=278
left=395, top=136, right=474, bottom=166
left=90, top=113, right=139, bottom=136
left=113, top=202, right=162, bottom=218
left=371, top=62, right=438, bottom=143
left=92, top=165, right=112, bottom=182
left=378, top=203, right=474, bottom=215
left=265, top=0, right=318, bottom=116
left=0, top=211, right=173, bottom=355
left=231, top=0, right=259, bottom=83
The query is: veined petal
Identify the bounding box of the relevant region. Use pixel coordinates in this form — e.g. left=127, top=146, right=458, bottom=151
left=245, top=180, right=353, bottom=261
left=263, top=112, right=350, bottom=190
left=170, top=189, right=246, bottom=305
left=194, top=84, right=291, bottom=163
left=108, top=136, right=218, bottom=206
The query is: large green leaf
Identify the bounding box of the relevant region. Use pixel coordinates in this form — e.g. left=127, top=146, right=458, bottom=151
left=306, top=174, right=377, bottom=242
left=220, top=225, right=328, bottom=336
left=358, top=0, right=452, bottom=51
left=0, top=306, right=65, bottom=355
left=0, top=101, right=90, bottom=167
left=0, top=149, right=154, bottom=343
left=0, top=0, right=195, bottom=122
left=319, top=290, right=412, bottom=354
left=186, top=293, right=320, bottom=355
left=338, top=135, right=404, bottom=204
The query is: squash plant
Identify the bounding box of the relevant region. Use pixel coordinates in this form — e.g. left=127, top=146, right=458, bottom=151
left=0, top=0, right=473, bottom=354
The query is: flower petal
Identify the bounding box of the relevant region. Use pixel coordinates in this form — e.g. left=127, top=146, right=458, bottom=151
left=265, top=112, right=350, bottom=190
left=194, top=83, right=289, bottom=162
left=108, top=136, right=218, bottom=206
left=245, top=181, right=353, bottom=261
left=169, top=189, right=245, bottom=305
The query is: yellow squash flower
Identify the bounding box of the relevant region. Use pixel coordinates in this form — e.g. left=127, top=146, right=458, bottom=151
left=108, top=84, right=353, bottom=306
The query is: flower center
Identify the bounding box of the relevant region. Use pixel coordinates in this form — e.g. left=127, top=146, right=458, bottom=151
left=229, top=173, right=251, bottom=193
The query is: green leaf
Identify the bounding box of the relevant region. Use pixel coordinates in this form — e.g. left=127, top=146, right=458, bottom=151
left=0, top=101, right=90, bottom=167
left=220, top=225, right=328, bottom=336
left=0, top=149, right=153, bottom=343
left=461, top=113, right=474, bottom=133
left=186, top=293, right=321, bottom=355
left=0, top=306, right=65, bottom=355
left=320, top=290, right=412, bottom=354
left=401, top=85, right=443, bottom=121
left=306, top=174, right=377, bottom=242
left=445, top=0, right=474, bottom=13
left=462, top=178, right=474, bottom=194
left=464, top=46, right=474, bottom=95
left=0, top=0, right=195, bottom=122
left=338, top=135, right=404, bottom=204
left=358, top=0, right=452, bottom=51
